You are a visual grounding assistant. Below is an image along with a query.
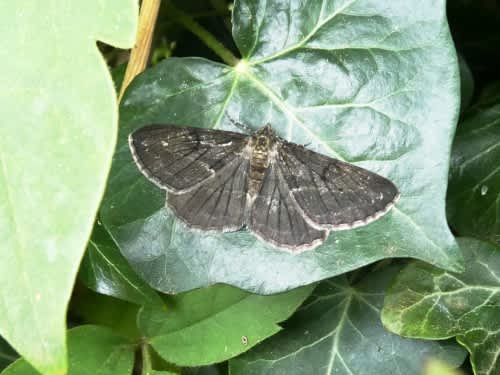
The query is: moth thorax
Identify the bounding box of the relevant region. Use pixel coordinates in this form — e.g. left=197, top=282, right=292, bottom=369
left=248, top=135, right=273, bottom=199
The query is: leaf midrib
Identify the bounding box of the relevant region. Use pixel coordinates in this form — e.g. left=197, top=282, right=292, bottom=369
left=325, top=294, right=353, bottom=375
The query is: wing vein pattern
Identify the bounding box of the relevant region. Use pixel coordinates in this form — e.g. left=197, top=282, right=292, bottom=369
left=249, top=161, right=327, bottom=250
left=277, top=141, right=399, bottom=229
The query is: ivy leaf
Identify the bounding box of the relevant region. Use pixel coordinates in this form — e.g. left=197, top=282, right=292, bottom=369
left=458, top=54, right=474, bottom=111
left=70, top=289, right=141, bottom=341
left=138, top=284, right=313, bottom=366
left=0, top=338, right=17, bottom=372
left=447, top=96, right=500, bottom=245
left=0, top=2, right=137, bottom=373
left=476, top=82, right=500, bottom=108
left=0, top=326, right=135, bottom=375
left=382, top=238, right=500, bottom=375
left=101, top=0, right=462, bottom=295
left=79, top=223, right=163, bottom=306
left=229, top=265, right=467, bottom=375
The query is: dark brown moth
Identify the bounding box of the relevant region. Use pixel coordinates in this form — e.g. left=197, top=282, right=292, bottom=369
left=129, top=124, right=400, bottom=251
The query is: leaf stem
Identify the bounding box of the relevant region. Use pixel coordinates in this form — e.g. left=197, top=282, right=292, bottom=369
left=165, top=1, right=239, bottom=66
left=141, top=341, right=153, bottom=375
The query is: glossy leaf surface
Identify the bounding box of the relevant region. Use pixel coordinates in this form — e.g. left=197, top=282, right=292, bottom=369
left=448, top=97, right=500, bottom=245
left=79, top=223, right=162, bottom=306
left=101, top=0, right=462, bottom=294
left=230, top=266, right=467, bottom=375
left=382, top=238, right=500, bottom=375
left=138, top=285, right=313, bottom=365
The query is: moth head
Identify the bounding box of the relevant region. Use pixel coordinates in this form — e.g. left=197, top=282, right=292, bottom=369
left=253, top=124, right=275, bottom=151
left=254, top=123, right=274, bottom=135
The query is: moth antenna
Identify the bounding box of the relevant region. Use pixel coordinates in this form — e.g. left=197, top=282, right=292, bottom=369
left=227, top=116, right=253, bottom=134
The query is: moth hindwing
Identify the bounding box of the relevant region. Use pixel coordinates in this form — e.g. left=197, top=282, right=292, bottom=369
left=129, top=124, right=400, bottom=252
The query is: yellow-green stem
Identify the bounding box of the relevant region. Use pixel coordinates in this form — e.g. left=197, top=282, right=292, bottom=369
left=141, top=341, right=152, bottom=375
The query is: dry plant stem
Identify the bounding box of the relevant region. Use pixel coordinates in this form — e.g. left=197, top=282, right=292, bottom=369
left=119, top=0, right=161, bottom=102
left=166, top=1, right=239, bottom=66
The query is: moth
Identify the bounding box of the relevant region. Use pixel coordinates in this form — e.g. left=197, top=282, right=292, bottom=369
left=129, top=124, right=400, bottom=251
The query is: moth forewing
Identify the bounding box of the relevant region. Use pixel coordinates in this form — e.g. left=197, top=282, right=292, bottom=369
left=128, top=124, right=249, bottom=193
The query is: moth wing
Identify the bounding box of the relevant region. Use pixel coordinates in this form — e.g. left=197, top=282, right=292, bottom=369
left=249, top=161, right=327, bottom=251
left=129, top=124, right=249, bottom=192
left=277, top=142, right=400, bottom=229
left=167, top=153, right=251, bottom=232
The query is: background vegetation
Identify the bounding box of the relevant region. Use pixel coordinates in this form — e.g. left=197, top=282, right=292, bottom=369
left=0, top=1, right=499, bottom=374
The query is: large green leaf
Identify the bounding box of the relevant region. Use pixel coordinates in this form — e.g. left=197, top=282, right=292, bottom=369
left=138, top=284, right=313, bottom=366
left=382, top=238, right=500, bottom=375
left=1, top=326, right=135, bottom=375
left=229, top=265, right=467, bottom=375
left=447, top=96, right=500, bottom=245
left=79, top=223, right=163, bottom=306
left=101, top=0, right=462, bottom=295
left=0, top=2, right=137, bottom=374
